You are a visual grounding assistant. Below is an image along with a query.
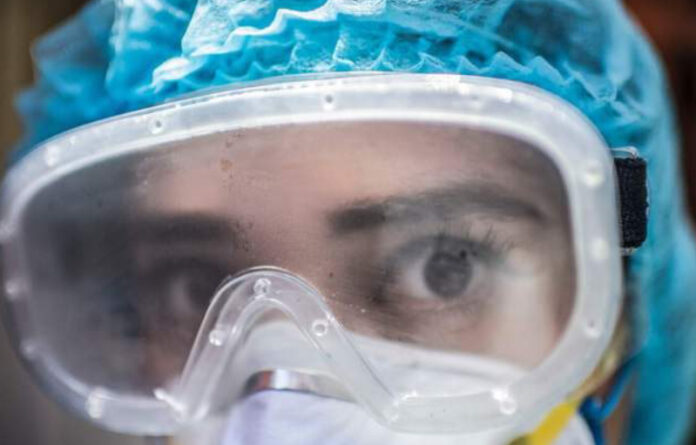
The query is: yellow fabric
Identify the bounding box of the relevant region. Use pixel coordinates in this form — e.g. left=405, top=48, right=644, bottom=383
left=509, top=399, right=582, bottom=445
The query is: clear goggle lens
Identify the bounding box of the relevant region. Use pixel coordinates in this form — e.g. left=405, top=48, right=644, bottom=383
left=17, top=123, right=572, bottom=422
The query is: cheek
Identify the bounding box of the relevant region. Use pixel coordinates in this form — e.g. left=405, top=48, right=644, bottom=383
left=143, top=324, right=196, bottom=388
left=481, top=249, right=575, bottom=367
left=487, top=277, right=561, bottom=367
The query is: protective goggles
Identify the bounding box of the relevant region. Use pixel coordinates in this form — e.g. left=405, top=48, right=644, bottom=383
left=0, top=74, right=643, bottom=437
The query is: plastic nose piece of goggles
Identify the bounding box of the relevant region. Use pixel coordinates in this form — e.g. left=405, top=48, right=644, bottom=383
left=161, top=267, right=553, bottom=435
left=164, top=267, right=397, bottom=427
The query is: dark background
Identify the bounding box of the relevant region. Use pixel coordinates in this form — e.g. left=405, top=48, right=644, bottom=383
left=0, top=0, right=694, bottom=444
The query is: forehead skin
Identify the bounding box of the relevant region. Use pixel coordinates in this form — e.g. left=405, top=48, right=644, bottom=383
left=141, top=121, right=568, bottom=223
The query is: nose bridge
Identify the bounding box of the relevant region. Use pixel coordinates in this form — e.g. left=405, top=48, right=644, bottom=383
left=166, top=267, right=394, bottom=425
left=210, top=267, right=338, bottom=333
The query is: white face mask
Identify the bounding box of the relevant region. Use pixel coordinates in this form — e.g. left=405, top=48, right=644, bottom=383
left=172, top=390, right=594, bottom=445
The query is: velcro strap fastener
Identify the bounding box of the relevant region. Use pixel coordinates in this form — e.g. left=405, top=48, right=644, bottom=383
left=614, top=153, right=648, bottom=251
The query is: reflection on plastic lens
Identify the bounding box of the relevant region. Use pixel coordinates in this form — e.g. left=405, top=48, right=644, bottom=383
left=20, top=121, right=575, bottom=398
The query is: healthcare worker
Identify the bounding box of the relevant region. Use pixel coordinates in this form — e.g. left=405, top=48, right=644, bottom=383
left=2, top=1, right=696, bottom=445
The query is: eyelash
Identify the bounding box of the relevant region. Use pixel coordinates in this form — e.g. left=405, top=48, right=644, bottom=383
left=467, top=225, right=516, bottom=263
left=398, top=223, right=514, bottom=264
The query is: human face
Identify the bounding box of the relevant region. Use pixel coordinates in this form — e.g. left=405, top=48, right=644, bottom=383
left=53, top=121, right=573, bottom=389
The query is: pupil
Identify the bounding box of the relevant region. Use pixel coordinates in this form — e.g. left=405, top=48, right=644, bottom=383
left=424, top=244, right=473, bottom=299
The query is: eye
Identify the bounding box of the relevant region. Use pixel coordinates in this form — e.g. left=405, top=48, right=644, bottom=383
left=384, top=234, right=502, bottom=303
left=142, top=259, right=229, bottom=321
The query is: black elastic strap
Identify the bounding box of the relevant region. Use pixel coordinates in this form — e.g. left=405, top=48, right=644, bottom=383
left=615, top=156, right=648, bottom=250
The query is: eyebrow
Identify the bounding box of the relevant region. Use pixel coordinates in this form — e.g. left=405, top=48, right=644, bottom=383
left=329, top=182, right=547, bottom=235
left=135, top=214, right=239, bottom=244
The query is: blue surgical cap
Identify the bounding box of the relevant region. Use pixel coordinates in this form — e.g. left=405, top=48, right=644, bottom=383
left=14, top=0, right=696, bottom=443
